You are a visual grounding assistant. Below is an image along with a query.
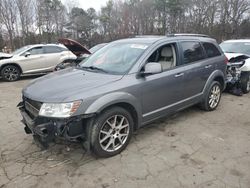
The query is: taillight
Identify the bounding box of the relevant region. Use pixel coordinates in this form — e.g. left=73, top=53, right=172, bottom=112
left=225, top=57, right=229, bottom=64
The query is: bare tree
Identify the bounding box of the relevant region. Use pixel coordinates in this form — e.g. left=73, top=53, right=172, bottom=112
left=63, top=0, right=79, bottom=13
left=36, top=0, right=66, bottom=42
left=1, top=0, right=250, bottom=50
left=15, top=0, right=36, bottom=45
left=0, top=0, right=18, bottom=50
left=229, top=0, right=250, bottom=37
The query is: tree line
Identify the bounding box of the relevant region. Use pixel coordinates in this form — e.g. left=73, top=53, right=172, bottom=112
left=0, top=0, right=250, bottom=51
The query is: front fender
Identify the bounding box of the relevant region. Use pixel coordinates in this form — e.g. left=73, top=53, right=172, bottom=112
left=83, top=92, right=142, bottom=126
left=240, top=58, right=250, bottom=72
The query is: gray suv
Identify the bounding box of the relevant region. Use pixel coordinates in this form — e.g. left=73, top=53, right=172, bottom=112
left=18, top=34, right=227, bottom=157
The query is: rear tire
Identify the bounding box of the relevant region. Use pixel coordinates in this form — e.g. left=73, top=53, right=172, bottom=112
left=241, top=72, right=250, bottom=94
left=1, top=65, right=21, bottom=81
left=90, top=107, right=134, bottom=158
left=200, top=81, right=222, bottom=111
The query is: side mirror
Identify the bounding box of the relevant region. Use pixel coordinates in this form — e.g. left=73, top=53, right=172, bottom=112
left=142, top=62, right=162, bottom=76
left=25, top=52, right=31, bottom=57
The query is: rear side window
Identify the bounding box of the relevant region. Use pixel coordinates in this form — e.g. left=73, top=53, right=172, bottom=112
left=180, top=41, right=205, bottom=64
left=58, top=47, right=69, bottom=52
left=44, top=46, right=62, bottom=54
left=202, top=42, right=221, bottom=58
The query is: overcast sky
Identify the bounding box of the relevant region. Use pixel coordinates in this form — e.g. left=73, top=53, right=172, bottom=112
left=79, top=0, right=108, bottom=10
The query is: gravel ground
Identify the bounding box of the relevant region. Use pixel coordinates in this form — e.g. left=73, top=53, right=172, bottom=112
left=0, top=76, right=250, bottom=188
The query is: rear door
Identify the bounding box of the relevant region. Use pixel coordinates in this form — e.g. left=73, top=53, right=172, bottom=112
left=178, top=41, right=214, bottom=97
left=43, top=46, right=64, bottom=70
left=202, top=41, right=224, bottom=74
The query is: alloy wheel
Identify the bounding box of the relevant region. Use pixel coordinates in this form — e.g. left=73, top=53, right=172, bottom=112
left=99, top=115, right=130, bottom=152
left=209, top=84, right=221, bottom=109
left=3, top=66, right=19, bottom=81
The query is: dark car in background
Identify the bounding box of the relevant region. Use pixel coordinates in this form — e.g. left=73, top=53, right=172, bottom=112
left=18, top=34, right=227, bottom=157
left=89, top=43, right=107, bottom=54
left=54, top=39, right=107, bottom=71
left=54, top=38, right=91, bottom=71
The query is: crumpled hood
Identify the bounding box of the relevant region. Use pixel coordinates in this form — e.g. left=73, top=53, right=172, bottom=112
left=0, top=52, right=12, bottom=60
left=225, top=53, right=250, bottom=60
left=22, top=68, right=123, bottom=102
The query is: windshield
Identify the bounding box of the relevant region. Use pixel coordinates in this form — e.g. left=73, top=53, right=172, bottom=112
left=12, top=45, right=31, bottom=55
left=220, top=42, right=250, bottom=55
left=80, top=43, right=148, bottom=74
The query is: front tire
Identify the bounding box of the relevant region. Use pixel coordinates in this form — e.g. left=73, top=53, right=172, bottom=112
left=241, top=72, right=250, bottom=94
left=200, top=81, right=222, bottom=111
left=1, top=65, right=21, bottom=81
left=90, top=107, right=134, bottom=158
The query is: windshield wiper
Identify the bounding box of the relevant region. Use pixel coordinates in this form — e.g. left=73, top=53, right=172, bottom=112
left=80, top=66, right=109, bottom=73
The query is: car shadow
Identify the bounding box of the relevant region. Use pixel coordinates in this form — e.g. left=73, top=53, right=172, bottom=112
left=0, top=74, right=45, bottom=83
left=23, top=105, right=201, bottom=167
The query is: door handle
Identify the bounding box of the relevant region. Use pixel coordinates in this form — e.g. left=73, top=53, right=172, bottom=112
left=175, top=73, right=184, bottom=78
left=205, top=65, right=212, bottom=69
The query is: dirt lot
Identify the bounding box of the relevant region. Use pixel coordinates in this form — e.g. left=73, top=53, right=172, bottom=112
left=0, top=76, right=250, bottom=188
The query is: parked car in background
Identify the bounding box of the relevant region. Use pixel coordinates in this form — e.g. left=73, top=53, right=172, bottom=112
left=0, top=44, right=76, bottom=81
left=220, top=39, right=250, bottom=95
left=18, top=34, right=226, bottom=157
left=220, top=39, right=250, bottom=55
left=54, top=38, right=91, bottom=71
left=89, top=43, right=107, bottom=54
left=54, top=40, right=107, bottom=71
left=77, top=43, right=108, bottom=61
left=78, top=43, right=108, bottom=61
left=0, top=52, right=12, bottom=60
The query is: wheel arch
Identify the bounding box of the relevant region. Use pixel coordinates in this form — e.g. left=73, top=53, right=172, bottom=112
left=99, top=102, right=139, bottom=131
left=83, top=92, right=142, bottom=131
left=202, top=70, right=226, bottom=93
left=0, top=63, right=23, bottom=74
left=214, top=75, right=225, bottom=90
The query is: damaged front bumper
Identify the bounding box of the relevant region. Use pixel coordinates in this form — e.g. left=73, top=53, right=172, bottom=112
left=18, top=101, right=93, bottom=149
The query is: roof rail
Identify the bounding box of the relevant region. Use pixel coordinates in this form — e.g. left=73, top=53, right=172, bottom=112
left=167, top=33, right=209, bottom=38
left=135, top=35, right=165, bottom=38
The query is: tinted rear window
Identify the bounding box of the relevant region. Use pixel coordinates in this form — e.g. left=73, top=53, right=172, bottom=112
left=202, top=42, right=221, bottom=58
left=180, top=41, right=205, bottom=64
left=44, top=46, right=62, bottom=54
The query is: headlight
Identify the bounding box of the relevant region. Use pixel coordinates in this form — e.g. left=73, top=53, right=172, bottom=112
left=39, top=101, right=82, bottom=118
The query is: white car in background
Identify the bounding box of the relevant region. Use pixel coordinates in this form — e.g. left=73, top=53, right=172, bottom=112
left=0, top=44, right=76, bottom=81
left=220, top=39, right=250, bottom=94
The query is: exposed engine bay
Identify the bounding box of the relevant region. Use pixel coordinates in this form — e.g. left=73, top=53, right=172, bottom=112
left=225, top=53, right=250, bottom=96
